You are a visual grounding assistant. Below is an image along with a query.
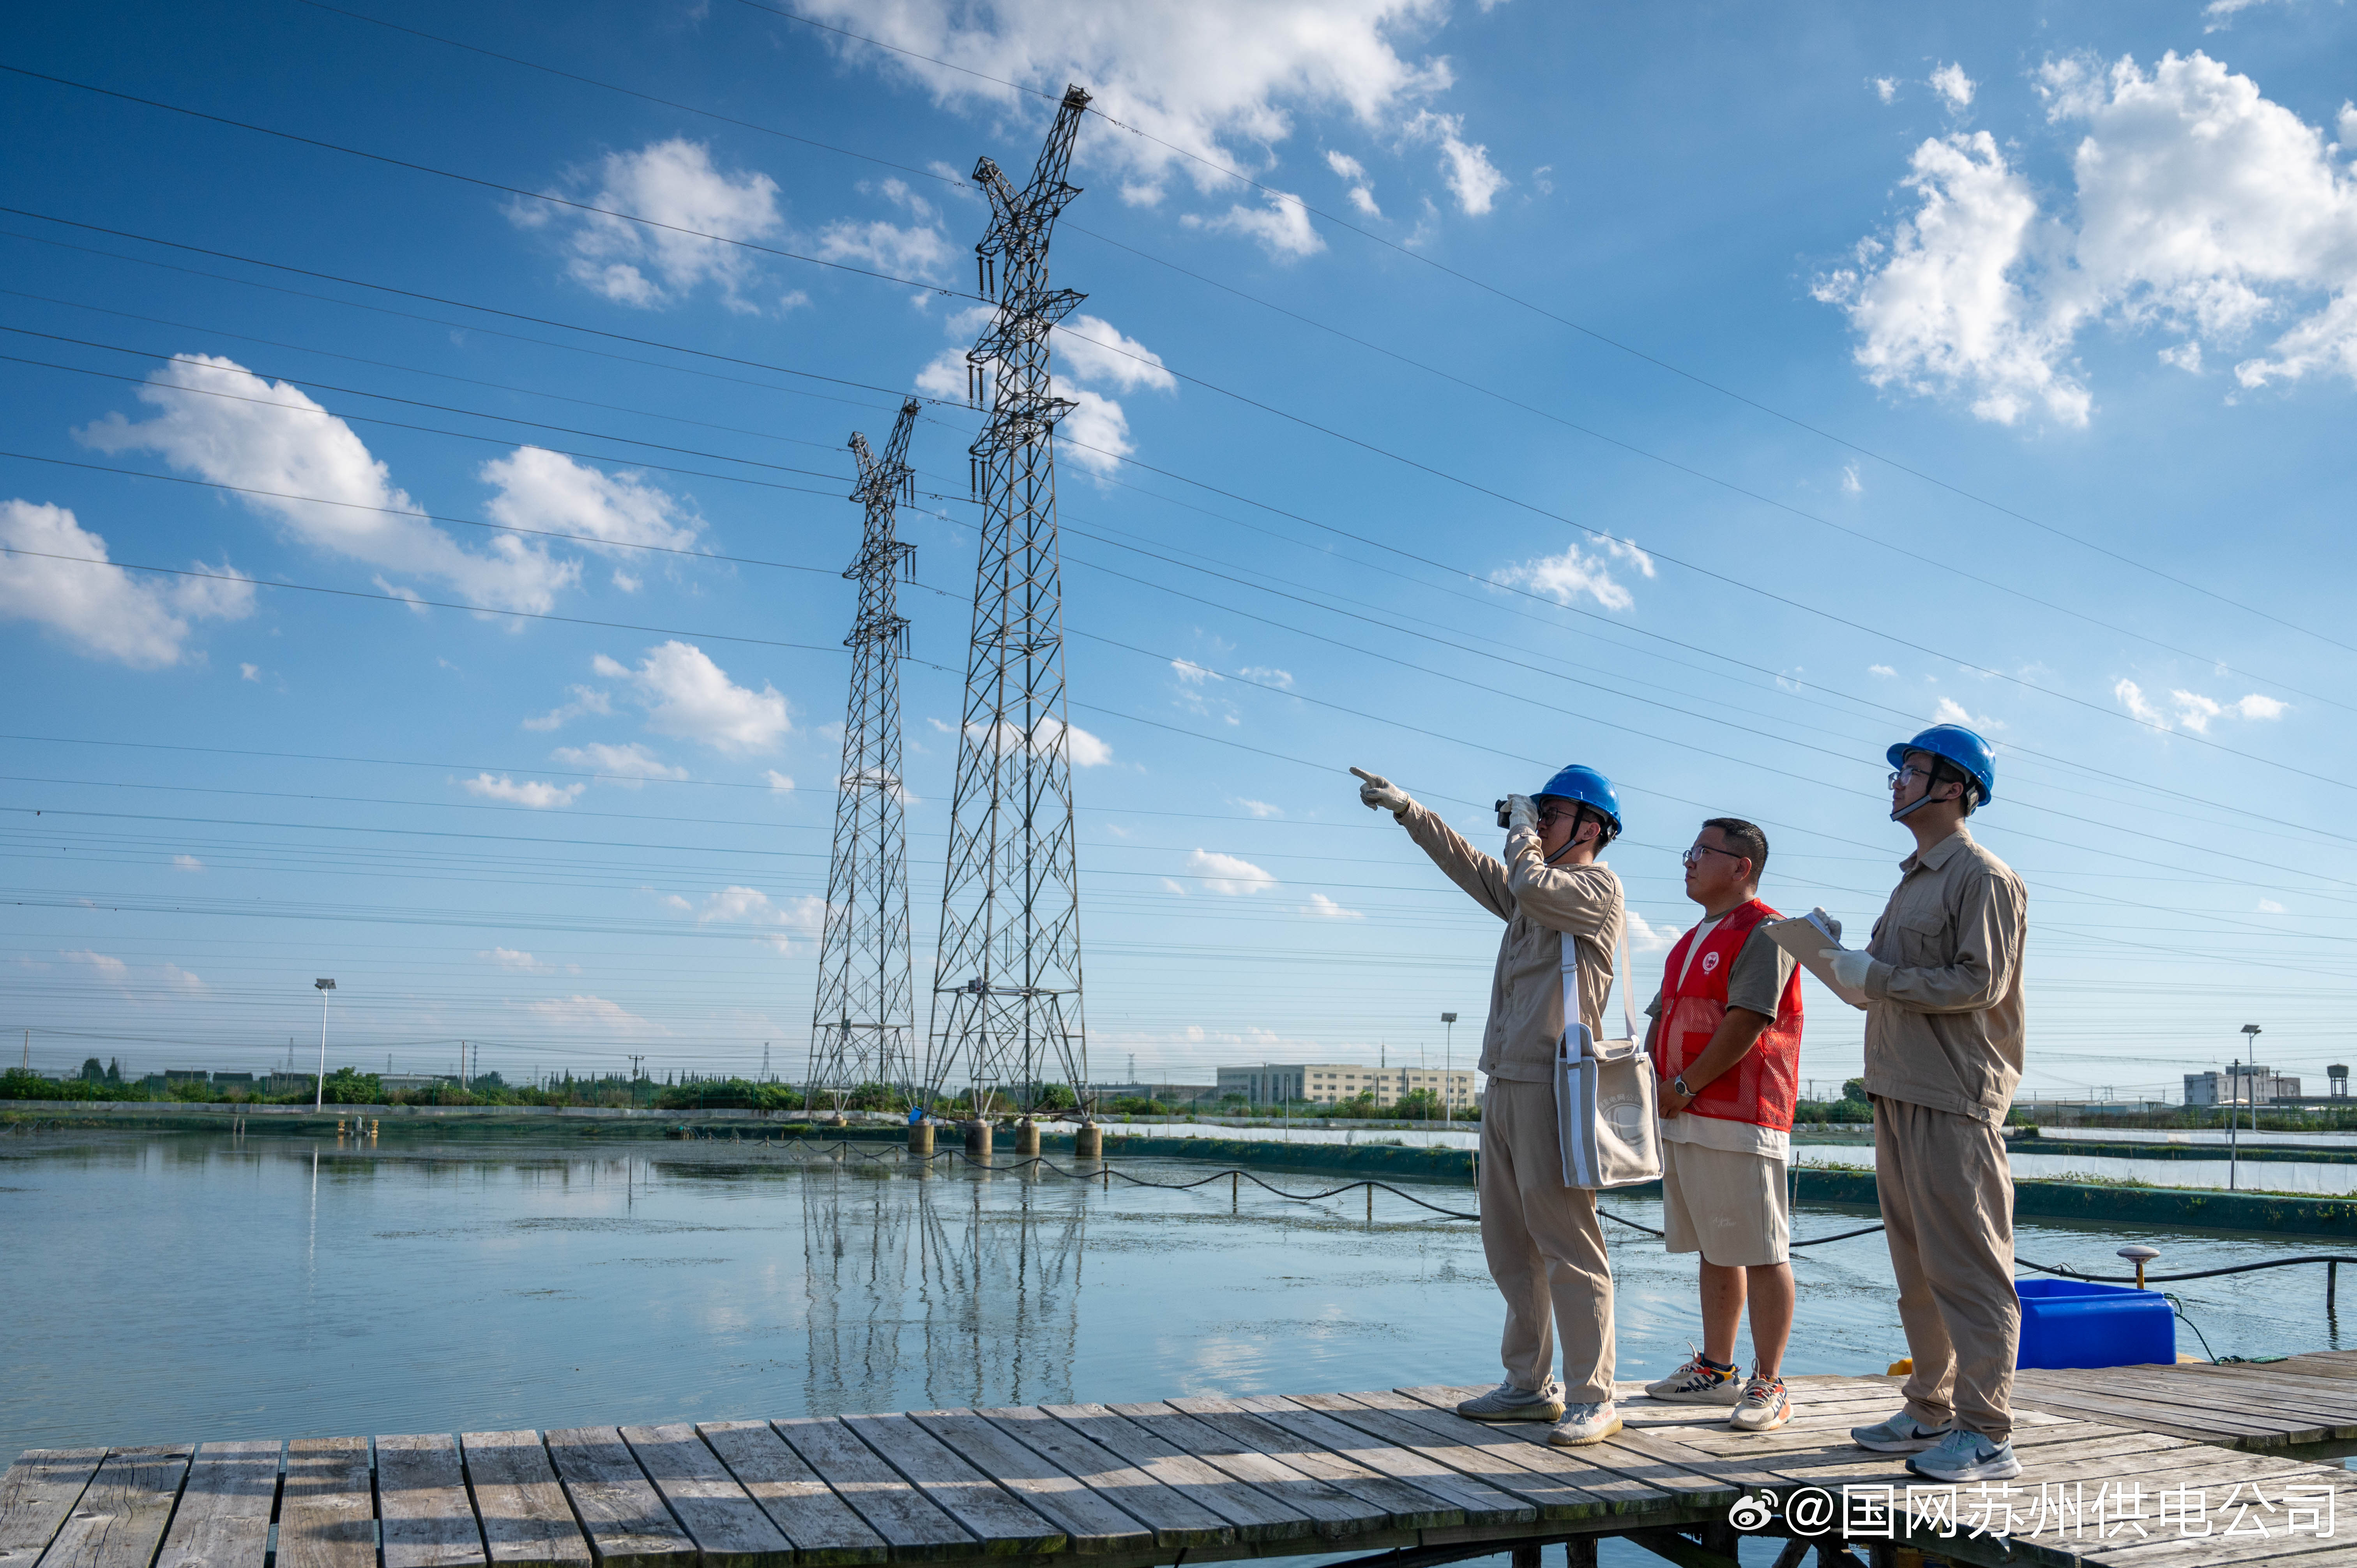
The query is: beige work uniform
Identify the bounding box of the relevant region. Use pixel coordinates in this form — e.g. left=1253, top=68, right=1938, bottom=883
left=1861, top=826, right=2028, bottom=1443
left=1398, top=801, right=1625, bottom=1403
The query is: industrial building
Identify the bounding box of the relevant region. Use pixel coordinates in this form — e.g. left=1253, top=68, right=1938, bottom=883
left=1214, top=1063, right=1476, bottom=1110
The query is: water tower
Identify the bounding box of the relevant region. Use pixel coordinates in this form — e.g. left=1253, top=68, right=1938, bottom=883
left=2331, top=1064, right=2349, bottom=1099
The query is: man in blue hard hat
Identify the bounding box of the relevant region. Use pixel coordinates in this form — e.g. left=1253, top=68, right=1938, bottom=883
left=1352, top=761, right=1629, bottom=1446
left=1829, top=724, right=2029, bottom=1483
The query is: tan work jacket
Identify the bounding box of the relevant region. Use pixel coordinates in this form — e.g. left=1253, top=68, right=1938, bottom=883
left=1861, top=825, right=2028, bottom=1125
left=1398, top=800, right=1626, bottom=1084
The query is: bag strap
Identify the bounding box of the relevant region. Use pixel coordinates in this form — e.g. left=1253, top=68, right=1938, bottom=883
left=1558, top=911, right=1639, bottom=1047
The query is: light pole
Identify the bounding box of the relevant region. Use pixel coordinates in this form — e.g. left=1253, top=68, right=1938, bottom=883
left=313, top=979, right=336, bottom=1110
left=1441, top=1013, right=1458, bottom=1129
left=2234, top=1023, right=2262, bottom=1191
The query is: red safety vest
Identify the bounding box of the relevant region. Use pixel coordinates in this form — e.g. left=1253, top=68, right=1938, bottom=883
left=1653, top=899, right=1804, bottom=1133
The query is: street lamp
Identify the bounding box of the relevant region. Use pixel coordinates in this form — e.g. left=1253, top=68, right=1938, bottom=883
left=313, top=979, right=337, bottom=1111
left=2233, top=1023, right=2262, bottom=1191
left=1440, top=1013, right=1458, bottom=1129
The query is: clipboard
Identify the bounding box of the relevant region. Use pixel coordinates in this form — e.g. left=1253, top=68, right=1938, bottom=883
left=1763, top=911, right=1870, bottom=1011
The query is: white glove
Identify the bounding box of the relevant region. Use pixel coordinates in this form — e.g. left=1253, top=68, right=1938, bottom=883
left=1506, top=793, right=1540, bottom=833
left=1821, top=948, right=1875, bottom=991
left=1350, top=766, right=1412, bottom=815
left=1808, top=906, right=1843, bottom=945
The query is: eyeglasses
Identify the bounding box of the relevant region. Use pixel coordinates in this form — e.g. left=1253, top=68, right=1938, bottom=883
left=1886, top=766, right=1932, bottom=789
left=1680, top=844, right=1747, bottom=868
left=1537, top=806, right=1576, bottom=826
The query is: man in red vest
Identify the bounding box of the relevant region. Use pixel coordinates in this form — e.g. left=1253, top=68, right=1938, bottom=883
left=1639, top=817, right=1805, bottom=1432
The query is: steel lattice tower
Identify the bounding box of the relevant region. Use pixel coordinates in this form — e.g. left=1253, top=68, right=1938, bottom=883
left=808, top=399, right=921, bottom=1114
left=922, top=86, right=1094, bottom=1119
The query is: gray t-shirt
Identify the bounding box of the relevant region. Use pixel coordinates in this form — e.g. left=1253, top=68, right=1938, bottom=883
left=1647, top=920, right=1798, bottom=1158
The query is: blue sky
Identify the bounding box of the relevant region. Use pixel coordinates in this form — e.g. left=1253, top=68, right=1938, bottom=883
left=4, top=0, right=2355, bottom=1099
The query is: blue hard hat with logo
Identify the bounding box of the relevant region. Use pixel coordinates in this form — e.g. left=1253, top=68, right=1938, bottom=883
left=1887, top=724, right=1996, bottom=806
left=1535, top=764, right=1622, bottom=834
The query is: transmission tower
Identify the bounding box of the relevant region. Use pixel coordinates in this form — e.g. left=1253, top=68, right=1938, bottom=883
left=922, top=85, right=1094, bottom=1121
left=808, top=399, right=921, bottom=1116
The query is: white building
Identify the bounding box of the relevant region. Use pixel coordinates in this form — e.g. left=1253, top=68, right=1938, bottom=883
left=1214, top=1063, right=1477, bottom=1110
left=2184, top=1067, right=2299, bottom=1106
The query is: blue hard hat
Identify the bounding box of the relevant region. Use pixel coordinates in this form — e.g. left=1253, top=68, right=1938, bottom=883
left=1535, top=764, right=1622, bottom=835
left=1887, top=724, right=1996, bottom=807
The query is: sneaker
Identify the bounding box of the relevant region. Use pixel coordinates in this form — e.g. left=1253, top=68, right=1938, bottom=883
left=1850, top=1410, right=1952, bottom=1452
left=1547, top=1401, right=1622, bottom=1446
left=1455, top=1378, right=1565, bottom=1423
left=1905, top=1428, right=2021, bottom=1482
left=1726, top=1375, right=1792, bottom=1432
left=1643, top=1350, right=1743, bottom=1406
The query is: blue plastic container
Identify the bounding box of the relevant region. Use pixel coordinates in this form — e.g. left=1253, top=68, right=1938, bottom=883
left=2015, top=1279, right=2175, bottom=1369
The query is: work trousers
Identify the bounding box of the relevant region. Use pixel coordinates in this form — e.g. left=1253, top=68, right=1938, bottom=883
left=1875, top=1095, right=2018, bottom=1442
left=1479, top=1079, right=1615, bottom=1403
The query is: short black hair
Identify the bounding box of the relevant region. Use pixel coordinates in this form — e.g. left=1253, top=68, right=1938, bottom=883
left=1701, top=817, right=1768, bottom=884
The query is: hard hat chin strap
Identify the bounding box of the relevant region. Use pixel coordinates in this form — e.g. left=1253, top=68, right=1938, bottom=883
left=1889, top=790, right=1938, bottom=823
left=1545, top=806, right=1589, bottom=865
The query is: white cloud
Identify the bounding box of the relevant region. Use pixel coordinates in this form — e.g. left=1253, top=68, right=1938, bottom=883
left=1494, top=535, right=1654, bottom=612
left=1869, top=664, right=1899, bottom=677
left=524, top=994, right=664, bottom=1033
left=1327, top=149, right=1380, bottom=216
left=524, top=684, right=613, bottom=732
left=1821, top=51, right=2357, bottom=422
left=2114, top=678, right=2289, bottom=731
left=1235, top=798, right=1284, bottom=818
left=1403, top=109, right=1508, bottom=214
left=481, top=448, right=701, bottom=556
left=594, top=641, right=790, bottom=754
left=914, top=348, right=970, bottom=403
left=1931, top=696, right=2002, bottom=731
left=1171, top=658, right=1217, bottom=685
left=1185, top=189, right=1326, bottom=261
left=2159, top=340, right=2205, bottom=372
left=1189, top=848, right=1278, bottom=895
left=162, top=964, right=208, bottom=994
left=239, top=662, right=260, bottom=682
left=1929, top=63, right=1976, bottom=111
left=1055, top=380, right=1140, bottom=475
left=463, top=773, right=586, bottom=809
left=172, top=855, right=204, bottom=872
left=687, top=885, right=827, bottom=954
left=1238, top=665, right=1295, bottom=688
left=1840, top=462, right=1864, bottom=494
left=63, top=950, right=129, bottom=984
left=79, top=355, right=578, bottom=612
left=548, top=741, right=689, bottom=785
left=1626, top=911, right=1677, bottom=953
left=1873, top=76, right=1900, bottom=105
left=0, top=498, right=254, bottom=667
left=762, top=769, right=796, bottom=793
left=966, top=714, right=1113, bottom=768
left=814, top=217, right=956, bottom=281
left=528, top=139, right=783, bottom=311
left=1302, top=893, right=1364, bottom=919
left=2256, top=898, right=2287, bottom=913
left=2203, top=0, right=2283, bottom=29
left=482, top=947, right=559, bottom=973
left=1055, top=315, right=1178, bottom=393
left=792, top=0, right=1457, bottom=208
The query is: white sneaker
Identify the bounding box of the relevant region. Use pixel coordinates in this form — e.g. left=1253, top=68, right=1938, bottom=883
left=1454, top=1378, right=1565, bottom=1423
left=1643, top=1350, right=1743, bottom=1405
left=1728, top=1376, right=1792, bottom=1432
left=1547, top=1401, right=1622, bottom=1446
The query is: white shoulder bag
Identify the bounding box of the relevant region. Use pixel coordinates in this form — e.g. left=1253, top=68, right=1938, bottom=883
left=1554, top=920, right=1663, bottom=1189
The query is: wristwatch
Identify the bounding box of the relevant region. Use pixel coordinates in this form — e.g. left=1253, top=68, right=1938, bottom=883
left=1672, top=1076, right=1694, bottom=1098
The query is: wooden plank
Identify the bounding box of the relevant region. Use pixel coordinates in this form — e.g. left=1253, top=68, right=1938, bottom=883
left=1226, top=1396, right=1535, bottom=1527
left=2012, top=1379, right=2308, bottom=1445
left=1165, top=1397, right=1470, bottom=1531
left=544, top=1429, right=696, bottom=1568
left=1335, top=1390, right=1680, bottom=1513
left=379, top=1435, right=486, bottom=1568
left=0, top=1450, right=106, bottom=1568
left=460, top=1431, right=592, bottom=1568
left=975, top=1408, right=1231, bottom=1551
left=907, top=1412, right=1150, bottom=1554
left=1285, top=1395, right=1618, bottom=1522
left=771, top=1418, right=974, bottom=1562
left=278, top=1439, right=374, bottom=1568
left=1103, top=1402, right=1392, bottom=1538
left=836, top=1416, right=1063, bottom=1557
left=1390, top=1386, right=1741, bottom=1506
left=2078, top=1367, right=2357, bottom=1434
left=617, top=1425, right=790, bottom=1568
left=696, top=1423, right=888, bottom=1568
left=1037, top=1406, right=1316, bottom=1544
left=32, top=1448, right=190, bottom=1568
left=153, top=1441, right=279, bottom=1568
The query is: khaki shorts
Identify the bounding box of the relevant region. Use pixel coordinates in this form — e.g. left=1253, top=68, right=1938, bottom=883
left=1661, top=1140, right=1790, bottom=1266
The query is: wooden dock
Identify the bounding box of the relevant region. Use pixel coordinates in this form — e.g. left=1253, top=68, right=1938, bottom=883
left=11, top=1359, right=2357, bottom=1568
